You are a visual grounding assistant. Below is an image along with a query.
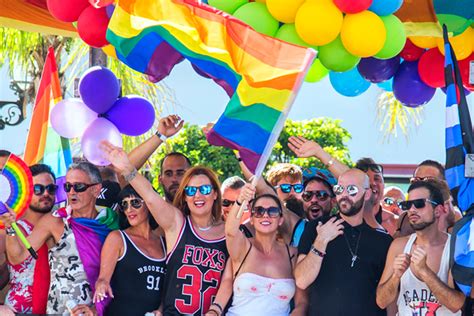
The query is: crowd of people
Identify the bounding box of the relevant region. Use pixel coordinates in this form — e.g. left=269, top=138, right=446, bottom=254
left=0, top=114, right=470, bottom=316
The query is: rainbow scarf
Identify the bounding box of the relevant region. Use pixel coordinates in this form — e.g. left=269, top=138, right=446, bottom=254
left=23, top=47, right=72, bottom=203
left=107, top=0, right=315, bottom=175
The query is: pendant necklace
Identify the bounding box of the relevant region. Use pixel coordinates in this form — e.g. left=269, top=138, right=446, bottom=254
left=343, top=230, right=362, bottom=268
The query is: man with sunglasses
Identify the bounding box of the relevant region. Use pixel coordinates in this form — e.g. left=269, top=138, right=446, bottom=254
left=302, top=167, right=337, bottom=221
left=377, top=181, right=465, bottom=315
left=221, top=176, right=246, bottom=222
left=1, top=164, right=56, bottom=314
left=296, top=169, right=392, bottom=316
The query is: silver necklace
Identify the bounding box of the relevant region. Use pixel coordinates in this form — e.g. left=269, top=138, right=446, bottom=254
left=343, top=231, right=362, bottom=268
left=197, top=225, right=212, bottom=231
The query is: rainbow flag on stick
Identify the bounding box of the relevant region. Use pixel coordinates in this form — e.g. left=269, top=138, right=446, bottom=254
left=107, top=0, right=315, bottom=176
left=23, top=47, right=72, bottom=203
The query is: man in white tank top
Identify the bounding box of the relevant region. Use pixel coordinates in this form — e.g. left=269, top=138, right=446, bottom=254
left=376, top=180, right=465, bottom=315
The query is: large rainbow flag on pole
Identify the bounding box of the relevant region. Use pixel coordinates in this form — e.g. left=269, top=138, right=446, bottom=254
left=23, top=47, right=72, bottom=202
left=107, top=0, right=315, bottom=176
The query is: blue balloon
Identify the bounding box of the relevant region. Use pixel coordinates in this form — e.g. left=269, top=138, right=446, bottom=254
left=329, top=68, right=371, bottom=97
left=377, top=78, right=393, bottom=92
left=369, top=0, right=403, bottom=16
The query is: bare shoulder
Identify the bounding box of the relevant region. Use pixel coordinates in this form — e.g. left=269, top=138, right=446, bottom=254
left=389, top=235, right=410, bottom=253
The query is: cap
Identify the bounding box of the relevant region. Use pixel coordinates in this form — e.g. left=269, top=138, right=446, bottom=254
left=302, top=167, right=337, bottom=189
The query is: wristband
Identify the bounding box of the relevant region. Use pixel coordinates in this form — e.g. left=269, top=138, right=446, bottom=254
left=6, top=227, right=16, bottom=236
left=310, top=245, right=325, bottom=258
left=123, top=168, right=138, bottom=182
left=155, top=131, right=168, bottom=142
left=211, top=303, right=223, bottom=314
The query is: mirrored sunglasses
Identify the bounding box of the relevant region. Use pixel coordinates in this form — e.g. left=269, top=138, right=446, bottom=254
left=34, top=184, right=58, bottom=196
left=333, top=184, right=361, bottom=197
left=275, top=183, right=304, bottom=194
left=251, top=206, right=282, bottom=218
left=383, top=197, right=403, bottom=207
left=302, top=190, right=331, bottom=202
left=222, top=199, right=235, bottom=207
left=120, top=198, right=144, bottom=211
left=184, top=184, right=213, bottom=197
left=358, top=163, right=384, bottom=174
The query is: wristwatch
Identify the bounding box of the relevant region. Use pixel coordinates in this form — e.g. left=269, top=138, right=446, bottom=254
left=6, top=227, right=16, bottom=236
left=155, top=131, right=168, bottom=142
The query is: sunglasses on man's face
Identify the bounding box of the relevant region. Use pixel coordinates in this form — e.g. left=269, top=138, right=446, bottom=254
left=383, top=197, right=403, bottom=207
left=184, top=184, right=213, bottom=197
left=398, top=198, right=439, bottom=211
left=358, top=164, right=384, bottom=174
left=409, top=176, right=436, bottom=184
left=333, top=184, right=362, bottom=197
left=120, top=198, right=144, bottom=211
left=222, top=199, right=235, bottom=207
left=251, top=206, right=282, bottom=218
left=64, top=182, right=99, bottom=193
left=274, top=183, right=304, bottom=194
left=34, top=184, right=58, bottom=196
left=302, top=190, right=331, bottom=202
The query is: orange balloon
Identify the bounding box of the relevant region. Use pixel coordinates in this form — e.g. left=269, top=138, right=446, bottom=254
left=436, top=27, right=473, bottom=60
left=409, top=36, right=437, bottom=49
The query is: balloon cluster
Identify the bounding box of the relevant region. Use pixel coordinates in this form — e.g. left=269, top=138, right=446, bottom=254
left=47, top=0, right=115, bottom=47
left=51, top=67, right=155, bottom=166
left=208, top=0, right=474, bottom=107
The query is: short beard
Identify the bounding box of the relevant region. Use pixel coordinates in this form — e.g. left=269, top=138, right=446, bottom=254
left=164, top=188, right=176, bottom=203
left=338, top=196, right=364, bottom=217
left=410, top=217, right=436, bottom=231
left=30, top=203, right=54, bottom=214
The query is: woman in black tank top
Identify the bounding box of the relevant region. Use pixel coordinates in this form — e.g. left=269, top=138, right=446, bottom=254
left=93, top=185, right=166, bottom=316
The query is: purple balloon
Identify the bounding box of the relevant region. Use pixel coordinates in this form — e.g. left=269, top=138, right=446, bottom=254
left=357, top=56, right=400, bottom=83
left=81, top=118, right=123, bottom=166
left=106, top=95, right=155, bottom=136
left=51, top=98, right=97, bottom=138
left=79, top=66, right=120, bottom=114
left=393, top=61, right=436, bottom=107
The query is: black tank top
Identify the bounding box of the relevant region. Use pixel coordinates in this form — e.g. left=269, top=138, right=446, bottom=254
left=106, top=231, right=167, bottom=316
left=163, top=216, right=228, bottom=315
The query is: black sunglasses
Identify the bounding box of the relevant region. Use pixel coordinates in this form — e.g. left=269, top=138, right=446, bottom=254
left=409, top=176, right=436, bottom=184
left=274, top=183, right=304, bottom=194
left=222, top=199, right=235, bottom=207
left=251, top=206, right=282, bottom=218
left=398, top=198, right=439, bottom=211
left=120, top=198, right=144, bottom=211
left=302, top=190, right=331, bottom=202
left=33, top=184, right=58, bottom=196
left=184, top=184, right=213, bottom=197
left=64, top=182, right=99, bottom=193
left=358, top=163, right=384, bottom=174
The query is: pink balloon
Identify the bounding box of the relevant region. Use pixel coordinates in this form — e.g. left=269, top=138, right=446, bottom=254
left=51, top=98, right=97, bottom=138
left=81, top=118, right=122, bottom=166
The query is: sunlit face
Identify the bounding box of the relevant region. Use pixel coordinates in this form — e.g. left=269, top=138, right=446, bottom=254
left=66, top=169, right=101, bottom=212
left=184, top=175, right=217, bottom=217
left=335, top=174, right=367, bottom=217
left=275, top=176, right=303, bottom=202
left=406, top=188, right=438, bottom=231
left=303, top=180, right=333, bottom=220
left=159, top=155, right=190, bottom=202
left=221, top=187, right=241, bottom=221
left=121, top=196, right=149, bottom=227
left=414, top=166, right=442, bottom=180
left=381, top=188, right=404, bottom=216
left=250, top=197, right=283, bottom=235
left=366, top=169, right=384, bottom=204
left=30, top=173, right=56, bottom=214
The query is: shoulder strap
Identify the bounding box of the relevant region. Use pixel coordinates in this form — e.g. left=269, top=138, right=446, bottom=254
left=234, top=243, right=252, bottom=278
left=285, top=244, right=294, bottom=269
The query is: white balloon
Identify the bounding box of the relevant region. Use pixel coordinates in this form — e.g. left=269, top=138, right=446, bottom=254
left=81, top=118, right=122, bottom=166
left=50, top=98, right=97, bottom=138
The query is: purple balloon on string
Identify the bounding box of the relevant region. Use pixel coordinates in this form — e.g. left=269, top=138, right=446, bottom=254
left=106, top=96, right=155, bottom=136
left=51, top=98, right=98, bottom=138
left=82, top=118, right=123, bottom=166
left=79, top=66, right=120, bottom=114
left=357, top=56, right=400, bottom=83
left=393, top=61, right=436, bottom=107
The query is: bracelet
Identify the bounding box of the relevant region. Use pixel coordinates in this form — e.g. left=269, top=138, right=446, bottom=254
left=155, top=131, right=168, bottom=142
left=6, top=227, right=15, bottom=236
left=211, top=302, right=223, bottom=314
left=207, top=309, right=219, bottom=315
left=326, top=158, right=335, bottom=167
left=310, top=245, right=325, bottom=258
left=123, top=168, right=138, bottom=182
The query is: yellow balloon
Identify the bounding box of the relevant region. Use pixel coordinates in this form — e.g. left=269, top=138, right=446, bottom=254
left=255, top=0, right=266, bottom=2
left=436, top=27, right=473, bottom=60
left=409, top=36, right=437, bottom=49
left=340, top=11, right=386, bottom=57
left=294, top=0, right=343, bottom=46
left=267, top=0, right=305, bottom=23
left=102, top=45, right=117, bottom=60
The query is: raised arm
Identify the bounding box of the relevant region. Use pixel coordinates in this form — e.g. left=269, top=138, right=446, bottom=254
left=101, top=142, right=183, bottom=233
left=94, top=231, right=123, bottom=303
left=225, top=184, right=254, bottom=263
left=235, top=152, right=274, bottom=196
left=288, top=136, right=349, bottom=179
left=376, top=238, right=410, bottom=309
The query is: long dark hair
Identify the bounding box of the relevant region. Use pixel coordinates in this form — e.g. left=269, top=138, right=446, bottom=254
left=118, top=185, right=158, bottom=230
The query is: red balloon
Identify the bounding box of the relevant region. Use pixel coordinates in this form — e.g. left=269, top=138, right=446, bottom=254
left=89, top=0, right=115, bottom=8
left=47, top=0, right=90, bottom=22
left=418, top=48, right=445, bottom=88
left=77, top=6, right=110, bottom=48
left=400, top=39, right=425, bottom=61
left=459, top=53, right=474, bottom=91
left=333, top=0, right=372, bottom=13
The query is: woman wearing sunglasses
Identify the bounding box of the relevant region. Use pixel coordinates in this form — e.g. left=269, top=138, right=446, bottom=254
left=101, top=142, right=228, bottom=316
left=224, top=184, right=306, bottom=316
left=93, top=185, right=166, bottom=316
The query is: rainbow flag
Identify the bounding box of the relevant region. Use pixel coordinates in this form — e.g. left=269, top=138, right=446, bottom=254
left=23, top=47, right=72, bottom=202
left=106, top=0, right=315, bottom=175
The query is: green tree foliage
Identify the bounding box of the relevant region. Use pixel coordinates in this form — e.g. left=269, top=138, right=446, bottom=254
left=148, top=118, right=352, bottom=182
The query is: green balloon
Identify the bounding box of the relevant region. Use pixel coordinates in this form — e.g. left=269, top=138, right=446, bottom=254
left=276, top=24, right=310, bottom=47
left=233, top=2, right=279, bottom=37
left=375, top=15, right=406, bottom=59
left=318, top=36, right=360, bottom=72
left=208, top=0, right=248, bottom=14
left=305, top=59, right=329, bottom=83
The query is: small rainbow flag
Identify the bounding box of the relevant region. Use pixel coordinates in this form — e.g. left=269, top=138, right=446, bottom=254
left=23, top=47, right=71, bottom=202
left=107, top=0, right=315, bottom=175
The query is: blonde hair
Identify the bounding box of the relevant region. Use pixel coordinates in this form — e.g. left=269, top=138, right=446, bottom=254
left=266, top=163, right=302, bottom=186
